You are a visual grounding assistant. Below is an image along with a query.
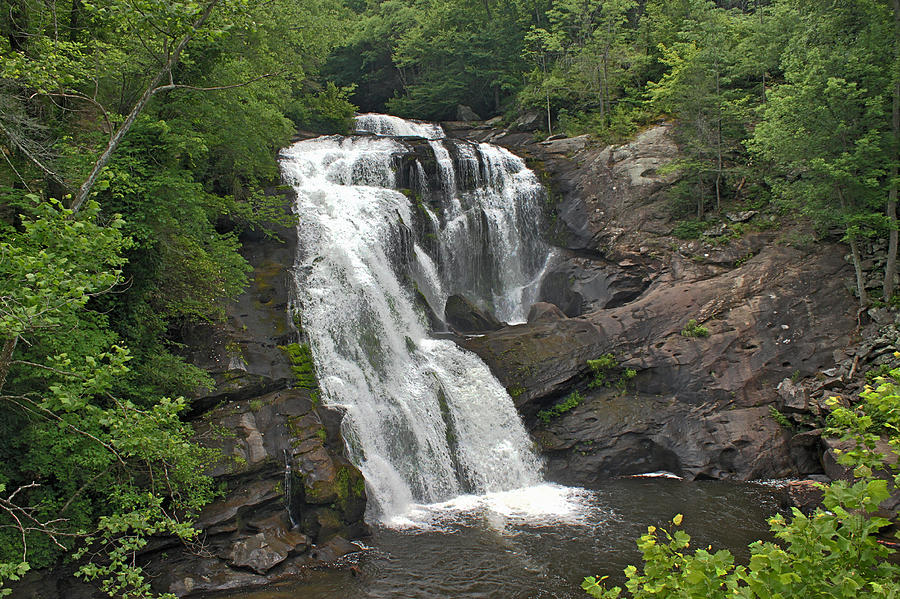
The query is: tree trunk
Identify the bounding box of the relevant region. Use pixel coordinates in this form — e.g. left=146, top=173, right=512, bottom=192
left=883, top=0, right=900, bottom=301
left=70, top=0, right=220, bottom=213
left=546, top=92, right=552, bottom=136
left=850, top=233, right=869, bottom=310
left=68, top=0, right=83, bottom=42
left=0, top=336, right=18, bottom=393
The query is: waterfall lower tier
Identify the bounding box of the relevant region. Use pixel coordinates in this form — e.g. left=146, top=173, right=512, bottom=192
left=280, top=115, right=550, bottom=520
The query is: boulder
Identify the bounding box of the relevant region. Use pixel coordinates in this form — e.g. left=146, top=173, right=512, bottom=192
left=782, top=480, right=825, bottom=515
left=462, top=241, right=855, bottom=481
left=533, top=392, right=794, bottom=482
left=513, top=111, right=543, bottom=132
left=445, top=294, right=503, bottom=332
left=456, top=104, right=482, bottom=122
left=538, top=254, right=651, bottom=316
left=527, top=302, right=567, bottom=323
left=540, top=135, right=590, bottom=154
left=777, top=378, right=809, bottom=412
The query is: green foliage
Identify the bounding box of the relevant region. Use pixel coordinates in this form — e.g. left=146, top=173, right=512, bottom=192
left=286, top=82, right=358, bottom=134
left=0, top=199, right=218, bottom=597
left=866, top=363, right=896, bottom=384
left=681, top=319, right=709, bottom=338
left=587, top=354, right=618, bottom=388
left=768, top=405, right=792, bottom=429
left=671, top=220, right=708, bottom=240
left=538, top=390, right=584, bottom=423
left=585, top=362, right=900, bottom=598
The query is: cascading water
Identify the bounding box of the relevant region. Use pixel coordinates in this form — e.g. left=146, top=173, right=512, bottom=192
left=280, top=115, right=557, bottom=522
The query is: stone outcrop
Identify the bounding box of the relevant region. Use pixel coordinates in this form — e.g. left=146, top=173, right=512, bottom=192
left=145, top=388, right=366, bottom=596
left=445, top=294, right=503, bottom=332
left=143, top=193, right=367, bottom=596
left=447, top=121, right=859, bottom=484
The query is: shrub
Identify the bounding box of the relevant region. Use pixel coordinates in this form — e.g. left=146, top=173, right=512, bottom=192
left=588, top=354, right=618, bottom=388
left=681, top=319, right=709, bottom=338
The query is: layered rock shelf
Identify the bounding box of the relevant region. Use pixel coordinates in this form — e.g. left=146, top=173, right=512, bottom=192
left=446, top=120, right=858, bottom=484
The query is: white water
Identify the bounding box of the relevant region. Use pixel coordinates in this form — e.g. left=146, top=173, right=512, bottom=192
left=354, top=112, right=445, bottom=140
left=281, top=115, right=558, bottom=522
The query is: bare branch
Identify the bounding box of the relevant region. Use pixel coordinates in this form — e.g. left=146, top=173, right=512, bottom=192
left=0, top=121, right=66, bottom=187
left=150, top=72, right=280, bottom=96
left=29, top=91, right=114, bottom=143
left=71, top=0, right=221, bottom=213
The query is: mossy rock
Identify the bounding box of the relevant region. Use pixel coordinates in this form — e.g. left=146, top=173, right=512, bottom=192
left=278, top=343, right=319, bottom=390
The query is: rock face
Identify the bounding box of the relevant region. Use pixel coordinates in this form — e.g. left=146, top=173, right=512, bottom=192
left=445, top=294, right=503, bottom=332
left=143, top=193, right=368, bottom=596
left=146, top=389, right=366, bottom=596
left=447, top=121, right=858, bottom=484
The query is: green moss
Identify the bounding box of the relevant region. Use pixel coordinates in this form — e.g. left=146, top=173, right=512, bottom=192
left=278, top=342, right=319, bottom=391
left=352, top=476, right=365, bottom=498
left=333, top=466, right=364, bottom=512
left=315, top=427, right=327, bottom=442
left=769, top=405, right=792, bottom=429
left=537, top=390, right=584, bottom=423
left=508, top=384, right=525, bottom=398
left=335, top=467, right=351, bottom=504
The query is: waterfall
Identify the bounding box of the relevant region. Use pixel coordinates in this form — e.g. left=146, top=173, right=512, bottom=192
left=280, top=115, right=553, bottom=521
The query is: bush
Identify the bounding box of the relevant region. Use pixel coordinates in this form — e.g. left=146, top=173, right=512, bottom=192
left=671, top=220, right=708, bottom=240
left=588, top=354, right=618, bottom=388
left=681, top=319, right=709, bottom=338
left=286, top=82, right=357, bottom=134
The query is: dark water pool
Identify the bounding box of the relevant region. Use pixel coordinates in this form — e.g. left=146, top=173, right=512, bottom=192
left=204, top=478, right=782, bottom=599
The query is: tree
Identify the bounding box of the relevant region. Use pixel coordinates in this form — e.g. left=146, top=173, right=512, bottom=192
left=750, top=0, right=892, bottom=310
left=884, top=0, right=900, bottom=301
left=0, top=199, right=217, bottom=597
left=647, top=2, right=751, bottom=217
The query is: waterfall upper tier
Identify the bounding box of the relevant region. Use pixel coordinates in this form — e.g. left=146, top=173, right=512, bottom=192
left=280, top=114, right=553, bottom=521
left=354, top=112, right=446, bottom=140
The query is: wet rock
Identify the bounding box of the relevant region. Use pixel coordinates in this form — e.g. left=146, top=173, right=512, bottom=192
left=532, top=392, right=794, bottom=482
left=538, top=254, right=650, bottom=316
left=789, top=430, right=824, bottom=475
left=227, top=529, right=307, bottom=575
left=527, top=302, right=567, bottom=323
left=463, top=242, right=855, bottom=481
left=310, top=536, right=360, bottom=563
left=782, top=480, right=825, bottom=515
left=445, top=294, right=503, bottom=332
left=142, top=387, right=367, bottom=595
left=182, top=197, right=298, bottom=416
